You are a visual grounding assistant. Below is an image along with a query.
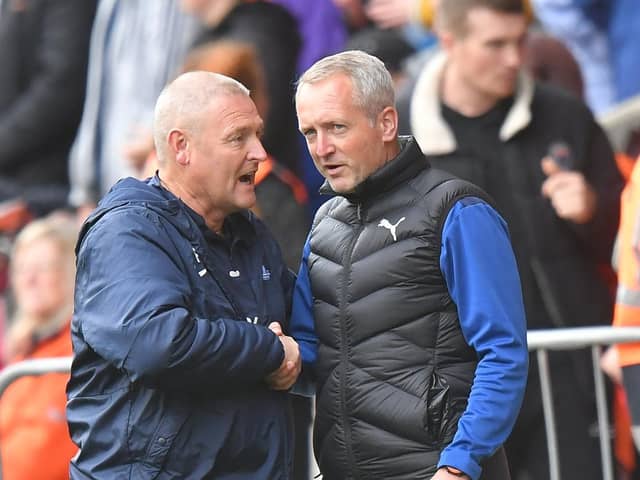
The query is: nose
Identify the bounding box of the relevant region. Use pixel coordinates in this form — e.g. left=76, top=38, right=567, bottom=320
left=315, top=132, right=335, bottom=158
left=248, top=135, right=268, bottom=163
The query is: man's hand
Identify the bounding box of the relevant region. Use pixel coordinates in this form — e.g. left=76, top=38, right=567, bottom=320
left=265, top=322, right=301, bottom=390
left=541, top=156, right=597, bottom=224
left=268, top=321, right=283, bottom=336
left=432, top=467, right=470, bottom=479
left=600, top=346, right=622, bottom=385
left=364, top=0, right=412, bottom=29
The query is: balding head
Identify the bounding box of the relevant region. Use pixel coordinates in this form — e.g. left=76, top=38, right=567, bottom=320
left=153, top=71, right=250, bottom=165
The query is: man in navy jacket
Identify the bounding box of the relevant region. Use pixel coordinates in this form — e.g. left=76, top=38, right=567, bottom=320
left=67, top=71, right=301, bottom=479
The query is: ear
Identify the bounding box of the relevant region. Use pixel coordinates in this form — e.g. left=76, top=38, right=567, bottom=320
left=167, top=129, right=190, bottom=166
left=438, top=29, right=456, bottom=55
left=379, top=106, right=398, bottom=143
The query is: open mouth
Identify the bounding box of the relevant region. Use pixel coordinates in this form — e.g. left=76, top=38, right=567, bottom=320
left=238, top=173, right=255, bottom=185
left=325, top=164, right=343, bottom=175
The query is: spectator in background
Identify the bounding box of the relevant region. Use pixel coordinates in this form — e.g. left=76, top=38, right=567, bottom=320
left=599, top=109, right=640, bottom=479
left=181, top=0, right=301, bottom=176
left=522, top=29, right=584, bottom=99
left=532, top=0, right=640, bottom=113
left=602, top=156, right=640, bottom=461
left=69, top=0, right=198, bottom=220
left=270, top=0, right=349, bottom=215
left=271, top=0, right=347, bottom=75
left=333, top=0, right=437, bottom=50
left=0, top=0, right=96, bottom=216
left=345, top=27, right=416, bottom=91
left=67, top=72, right=301, bottom=479
left=406, top=0, right=623, bottom=478
left=0, top=214, right=78, bottom=480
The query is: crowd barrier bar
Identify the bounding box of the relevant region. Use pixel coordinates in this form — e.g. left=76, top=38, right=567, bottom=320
left=0, top=356, right=72, bottom=480
left=528, top=326, right=640, bottom=480
left=598, top=93, right=640, bottom=152
left=0, top=357, right=72, bottom=398
left=2, top=327, right=640, bottom=480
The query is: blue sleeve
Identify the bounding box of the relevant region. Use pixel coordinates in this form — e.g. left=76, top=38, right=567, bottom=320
left=289, top=237, right=318, bottom=396
left=437, top=198, right=529, bottom=480
left=76, top=210, right=285, bottom=393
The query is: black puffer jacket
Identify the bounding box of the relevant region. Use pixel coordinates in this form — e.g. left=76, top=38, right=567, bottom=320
left=308, top=138, right=491, bottom=479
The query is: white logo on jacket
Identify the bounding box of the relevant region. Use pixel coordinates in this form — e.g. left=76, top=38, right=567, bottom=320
left=378, top=217, right=406, bottom=241
left=261, top=265, right=271, bottom=281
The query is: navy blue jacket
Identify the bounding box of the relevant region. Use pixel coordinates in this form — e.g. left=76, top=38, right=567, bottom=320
left=67, top=176, right=295, bottom=479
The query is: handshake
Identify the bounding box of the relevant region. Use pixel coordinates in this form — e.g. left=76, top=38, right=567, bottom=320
left=265, top=322, right=301, bottom=391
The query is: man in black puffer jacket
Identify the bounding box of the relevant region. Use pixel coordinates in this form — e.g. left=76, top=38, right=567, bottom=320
left=289, top=51, right=529, bottom=480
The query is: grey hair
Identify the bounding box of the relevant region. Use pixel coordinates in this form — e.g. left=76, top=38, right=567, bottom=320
left=153, top=71, right=250, bottom=164
left=296, top=50, right=395, bottom=121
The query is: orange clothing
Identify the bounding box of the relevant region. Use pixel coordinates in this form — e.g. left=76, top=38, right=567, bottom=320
left=612, top=157, right=640, bottom=475
left=255, top=155, right=308, bottom=204
left=0, top=322, right=75, bottom=480
left=613, top=160, right=640, bottom=366
left=616, top=151, right=636, bottom=183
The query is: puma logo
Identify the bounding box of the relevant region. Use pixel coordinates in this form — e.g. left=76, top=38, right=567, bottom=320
left=378, top=217, right=406, bottom=241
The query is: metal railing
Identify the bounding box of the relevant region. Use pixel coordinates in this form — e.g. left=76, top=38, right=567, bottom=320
left=598, top=93, right=640, bottom=153
left=0, top=357, right=72, bottom=397
left=1, top=327, right=640, bottom=480
left=528, top=326, right=640, bottom=480
left=0, top=356, right=72, bottom=480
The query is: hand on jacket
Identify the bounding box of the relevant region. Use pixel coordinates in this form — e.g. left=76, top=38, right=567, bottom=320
left=265, top=322, right=301, bottom=390
left=541, top=156, right=597, bottom=224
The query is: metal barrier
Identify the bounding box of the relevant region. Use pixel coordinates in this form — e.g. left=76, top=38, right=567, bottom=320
left=1, top=327, right=640, bottom=480
left=0, top=357, right=72, bottom=398
left=598, top=93, right=640, bottom=153
left=528, top=326, right=640, bottom=480
left=0, top=357, right=72, bottom=480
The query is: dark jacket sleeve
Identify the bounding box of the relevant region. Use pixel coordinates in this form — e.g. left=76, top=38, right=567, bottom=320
left=0, top=0, right=96, bottom=166
left=572, top=108, right=624, bottom=263
left=75, top=209, right=285, bottom=393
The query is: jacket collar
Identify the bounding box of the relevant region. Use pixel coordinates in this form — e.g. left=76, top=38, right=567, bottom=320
left=320, top=136, right=429, bottom=203
left=410, top=51, right=535, bottom=155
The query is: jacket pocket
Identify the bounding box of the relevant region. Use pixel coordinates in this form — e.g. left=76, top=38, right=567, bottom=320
left=133, top=401, right=191, bottom=479
left=424, top=372, right=451, bottom=445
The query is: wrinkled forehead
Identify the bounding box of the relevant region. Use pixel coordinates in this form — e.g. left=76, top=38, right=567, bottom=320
left=201, top=93, right=264, bottom=135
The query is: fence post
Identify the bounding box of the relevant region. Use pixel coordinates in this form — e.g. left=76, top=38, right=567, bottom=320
left=592, top=345, right=614, bottom=480
left=537, top=349, right=560, bottom=480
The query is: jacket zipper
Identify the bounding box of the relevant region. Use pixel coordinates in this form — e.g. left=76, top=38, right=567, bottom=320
left=340, top=202, right=364, bottom=478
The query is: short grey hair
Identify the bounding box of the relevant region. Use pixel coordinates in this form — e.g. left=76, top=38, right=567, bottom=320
left=153, top=71, right=250, bottom=164
left=296, top=50, right=395, bottom=121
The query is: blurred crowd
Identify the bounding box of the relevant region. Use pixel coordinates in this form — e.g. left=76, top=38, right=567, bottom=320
left=0, top=0, right=639, bottom=479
